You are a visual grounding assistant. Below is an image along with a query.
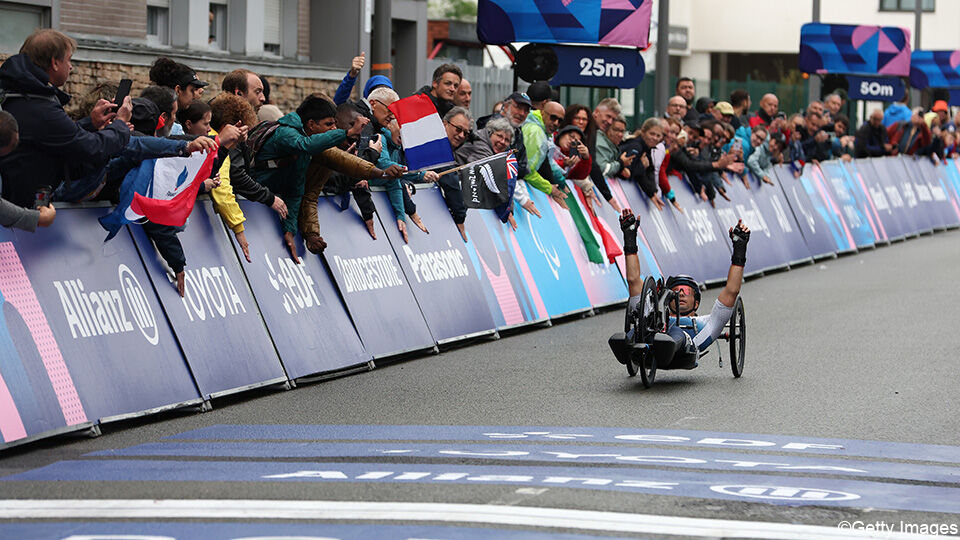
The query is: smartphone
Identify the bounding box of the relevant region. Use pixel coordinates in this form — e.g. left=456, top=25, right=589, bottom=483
left=627, top=149, right=639, bottom=156
left=34, top=185, right=52, bottom=209
left=113, top=78, right=132, bottom=110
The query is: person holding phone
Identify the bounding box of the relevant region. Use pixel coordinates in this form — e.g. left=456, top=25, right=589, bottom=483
left=0, top=112, right=56, bottom=231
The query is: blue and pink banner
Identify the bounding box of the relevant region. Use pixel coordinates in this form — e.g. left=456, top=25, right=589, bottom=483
left=910, top=50, right=960, bottom=89
left=799, top=23, right=910, bottom=77
left=130, top=200, right=288, bottom=397
left=478, top=0, right=653, bottom=49
left=817, top=161, right=877, bottom=249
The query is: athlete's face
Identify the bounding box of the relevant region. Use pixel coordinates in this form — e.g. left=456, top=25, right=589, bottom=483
left=672, top=285, right=698, bottom=314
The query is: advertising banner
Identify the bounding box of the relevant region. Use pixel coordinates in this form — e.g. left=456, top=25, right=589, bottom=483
left=371, top=189, right=496, bottom=344
left=506, top=184, right=592, bottom=318
left=864, top=157, right=925, bottom=237
left=709, top=173, right=798, bottom=275
left=817, top=162, right=877, bottom=249
left=549, top=182, right=628, bottom=308
left=462, top=207, right=549, bottom=330
left=943, top=159, right=960, bottom=208
left=4, top=207, right=200, bottom=426
left=598, top=177, right=663, bottom=282
left=130, top=200, right=288, bottom=398
left=478, top=0, right=652, bottom=49
left=316, top=196, right=435, bottom=358
left=898, top=157, right=957, bottom=230
left=773, top=165, right=845, bottom=258
left=670, top=179, right=735, bottom=284
left=233, top=200, right=370, bottom=377
left=839, top=160, right=890, bottom=244
left=799, top=23, right=911, bottom=77
left=911, top=159, right=960, bottom=228
left=909, top=50, right=960, bottom=89
left=743, top=173, right=814, bottom=265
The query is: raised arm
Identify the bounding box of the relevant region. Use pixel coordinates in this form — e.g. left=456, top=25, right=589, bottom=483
left=718, top=220, right=750, bottom=308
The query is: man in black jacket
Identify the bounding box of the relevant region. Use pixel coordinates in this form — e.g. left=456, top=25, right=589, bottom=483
left=854, top=109, right=892, bottom=158
left=0, top=30, right=132, bottom=208
left=415, top=63, right=461, bottom=120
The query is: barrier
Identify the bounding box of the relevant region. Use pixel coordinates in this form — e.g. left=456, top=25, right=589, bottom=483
left=371, top=189, right=497, bottom=344
left=598, top=177, right=662, bottom=282
left=130, top=200, right=288, bottom=398
left=817, top=161, right=878, bottom=249
left=5, top=154, right=960, bottom=450
left=232, top=200, right=371, bottom=378
left=0, top=206, right=201, bottom=445
left=316, top=195, right=436, bottom=359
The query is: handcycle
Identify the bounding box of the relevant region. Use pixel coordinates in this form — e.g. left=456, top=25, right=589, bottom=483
left=613, top=276, right=745, bottom=388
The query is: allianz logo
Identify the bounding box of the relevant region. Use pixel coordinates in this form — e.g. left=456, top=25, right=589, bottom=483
left=53, top=264, right=159, bottom=345
left=169, top=265, right=247, bottom=322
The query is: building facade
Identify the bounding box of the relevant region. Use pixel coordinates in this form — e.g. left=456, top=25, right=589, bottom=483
left=0, top=0, right=428, bottom=112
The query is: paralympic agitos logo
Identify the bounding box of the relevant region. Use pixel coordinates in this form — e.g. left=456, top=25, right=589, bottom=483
left=52, top=264, right=159, bottom=345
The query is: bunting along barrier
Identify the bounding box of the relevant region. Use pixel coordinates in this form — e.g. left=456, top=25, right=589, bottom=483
left=316, top=195, right=436, bottom=359
left=804, top=164, right=857, bottom=254
left=667, top=177, right=735, bottom=285
left=0, top=206, right=202, bottom=449
left=371, top=188, right=497, bottom=345
left=598, top=177, right=662, bottom=283
left=129, top=200, right=288, bottom=398
left=914, top=158, right=960, bottom=228
left=707, top=172, right=797, bottom=276
left=462, top=205, right=550, bottom=331
left=773, top=164, right=849, bottom=258
left=816, top=161, right=878, bottom=249
left=550, top=180, right=629, bottom=309
left=840, top=160, right=890, bottom=245
left=940, top=159, right=960, bottom=213
left=503, top=183, right=592, bottom=318
left=230, top=200, right=371, bottom=378
left=898, top=156, right=959, bottom=230
left=860, top=157, right=924, bottom=238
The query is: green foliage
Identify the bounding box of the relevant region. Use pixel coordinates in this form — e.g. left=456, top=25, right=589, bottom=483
left=429, top=0, right=478, bottom=22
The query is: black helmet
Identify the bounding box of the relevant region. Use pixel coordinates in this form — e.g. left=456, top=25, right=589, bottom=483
left=665, top=275, right=701, bottom=303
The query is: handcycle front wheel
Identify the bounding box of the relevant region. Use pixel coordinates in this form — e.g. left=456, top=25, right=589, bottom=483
left=729, top=296, right=745, bottom=377
left=625, top=276, right=658, bottom=386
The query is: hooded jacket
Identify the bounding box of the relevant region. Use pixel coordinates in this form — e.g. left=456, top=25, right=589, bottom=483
left=250, top=111, right=346, bottom=234
left=0, top=54, right=131, bottom=207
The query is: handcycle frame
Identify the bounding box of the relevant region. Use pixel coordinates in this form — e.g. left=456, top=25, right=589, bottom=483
left=622, top=276, right=745, bottom=388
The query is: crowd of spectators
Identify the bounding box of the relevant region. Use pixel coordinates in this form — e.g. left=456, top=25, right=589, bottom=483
left=1, top=29, right=958, bottom=297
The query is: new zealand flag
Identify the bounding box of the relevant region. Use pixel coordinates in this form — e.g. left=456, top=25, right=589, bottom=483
left=458, top=152, right=514, bottom=209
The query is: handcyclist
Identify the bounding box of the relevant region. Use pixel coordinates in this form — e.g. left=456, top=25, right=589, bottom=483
left=610, top=208, right=750, bottom=368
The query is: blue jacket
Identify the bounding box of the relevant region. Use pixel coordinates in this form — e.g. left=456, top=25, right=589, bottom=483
left=883, top=103, right=911, bottom=128
left=0, top=54, right=130, bottom=207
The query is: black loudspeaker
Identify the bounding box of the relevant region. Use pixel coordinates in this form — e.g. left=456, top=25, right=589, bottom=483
left=516, top=43, right=558, bottom=83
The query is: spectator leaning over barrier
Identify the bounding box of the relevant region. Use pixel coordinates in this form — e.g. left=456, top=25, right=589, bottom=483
left=746, top=130, right=783, bottom=186
left=206, top=93, right=280, bottom=262
left=475, top=92, right=531, bottom=189
left=883, top=90, right=911, bottom=128
left=455, top=78, right=472, bottom=110
left=824, top=93, right=843, bottom=125
left=553, top=124, right=596, bottom=208
left=149, top=57, right=207, bottom=135
left=417, top=63, right=461, bottom=120
left=258, top=75, right=283, bottom=123
left=0, top=29, right=132, bottom=209
left=715, top=101, right=737, bottom=130
left=749, top=93, right=779, bottom=129
left=333, top=52, right=366, bottom=106
left=932, top=100, right=953, bottom=131
left=222, top=69, right=265, bottom=113
left=620, top=117, right=666, bottom=210
left=676, top=77, right=699, bottom=125
left=560, top=103, right=614, bottom=208
left=181, top=101, right=212, bottom=136
left=652, top=118, right=683, bottom=213
left=666, top=121, right=739, bottom=204
left=888, top=107, right=933, bottom=157
left=0, top=111, right=56, bottom=231
left=456, top=116, right=540, bottom=228
left=799, top=111, right=832, bottom=164
left=666, top=95, right=688, bottom=123
left=596, top=115, right=634, bottom=183
left=831, top=114, right=855, bottom=161
left=251, top=93, right=365, bottom=263
left=522, top=99, right=570, bottom=209
left=439, top=106, right=472, bottom=240
left=585, top=98, right=624, bottom=212
left=729, top=89, right=751, bottom=129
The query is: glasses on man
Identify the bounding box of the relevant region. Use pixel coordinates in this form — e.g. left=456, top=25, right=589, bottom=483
left=548, top=114, right=563, bottom=123
left=447, top=123, right=470, bottom=136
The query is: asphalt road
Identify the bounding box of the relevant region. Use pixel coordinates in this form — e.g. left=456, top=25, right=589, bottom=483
left=2, top=230, right=960, bottom=539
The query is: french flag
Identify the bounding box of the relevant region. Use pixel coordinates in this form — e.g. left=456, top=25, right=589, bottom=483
left=99, top=149, right=217, bottom=241
left=388, top=94, right=455, bottom=171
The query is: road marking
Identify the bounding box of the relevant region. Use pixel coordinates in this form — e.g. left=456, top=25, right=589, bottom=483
left=0, top=499, right=933, bottom=539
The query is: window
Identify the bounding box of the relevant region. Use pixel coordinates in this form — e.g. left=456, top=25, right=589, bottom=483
left=147, top=4, right=169, bottom=46
left=879, top=0, right=934, bottom=12
left=209, top=2, right=227, bottom=50
left=264, top=0, right=281, bottom=56
left=0, top=2, right=49, bottom=53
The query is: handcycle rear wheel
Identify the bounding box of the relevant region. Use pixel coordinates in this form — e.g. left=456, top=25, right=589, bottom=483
left=729, top=297, right=745, bottom=377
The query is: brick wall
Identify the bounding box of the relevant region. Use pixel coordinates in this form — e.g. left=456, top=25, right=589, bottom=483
left=0, top=56, right=338, bottom=116
left=60, top=0, right=148, bottom=40
left=298, top=0, right=310, bottom=60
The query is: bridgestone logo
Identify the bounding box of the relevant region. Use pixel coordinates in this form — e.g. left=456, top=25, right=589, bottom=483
left=333, top=254, right=403, bottom=293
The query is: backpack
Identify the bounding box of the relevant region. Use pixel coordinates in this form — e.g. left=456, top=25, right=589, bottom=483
left=247, top=120, right=297, bottom=170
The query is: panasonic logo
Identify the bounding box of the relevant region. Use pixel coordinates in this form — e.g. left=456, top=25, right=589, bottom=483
left=402, top=241, right=469, bottom=283
left=53, top=264, right=158, bottom=345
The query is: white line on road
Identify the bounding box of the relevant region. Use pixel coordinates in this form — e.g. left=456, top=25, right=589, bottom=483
left=0, top=499, right=934, bottom=539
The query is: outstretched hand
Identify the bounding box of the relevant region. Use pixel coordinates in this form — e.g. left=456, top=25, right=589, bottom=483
left=619, top=208, right=638, bottom=231
left=729, top=219, right=750, bottom=244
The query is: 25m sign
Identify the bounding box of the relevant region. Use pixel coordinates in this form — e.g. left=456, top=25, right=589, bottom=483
left=551, top=45, right=645, bottom=89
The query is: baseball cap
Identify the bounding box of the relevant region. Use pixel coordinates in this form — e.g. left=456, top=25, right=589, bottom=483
left=507, top=91, right=532, bottom=108
left=695, top=96, right=715, bottom=114
left=932, top=100, right=949, bottom=112
left=555, top=124, right=584, bottom=140
left=177, top=70, right=208, bottom=89
left=363, top=75, right=394, bottom=98
left=715, top=101, right=735, bottom=116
